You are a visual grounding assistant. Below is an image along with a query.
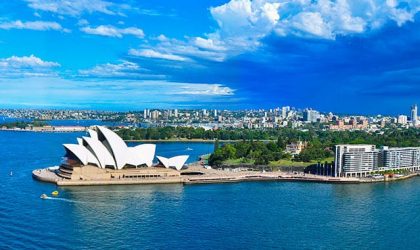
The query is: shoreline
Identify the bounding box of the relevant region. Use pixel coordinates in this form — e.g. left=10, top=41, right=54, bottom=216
left=32, top=165, right=420, bottom=186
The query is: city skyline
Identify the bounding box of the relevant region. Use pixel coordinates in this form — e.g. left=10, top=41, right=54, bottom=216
left=0, top=0, right=419, bottom=114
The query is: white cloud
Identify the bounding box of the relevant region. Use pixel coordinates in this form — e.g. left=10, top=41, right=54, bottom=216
left=81, top=25, right=144, bottom=38
left=289, top=12, right=333, bottom=38
left=78, top=60, right=164, bottom=79
left=209, top=0, right=281, bottom=51
left=0, top=20, right=67, bottom=32
left=0, top=55, right=60, bottom=68
left=77, top=19, right=89, bottom=26
left=130, top=35, right=230, bottom=63
left=178, top=84, right=234, bottom=96
left=0, top=55, right=60, bottom=77
left=25, top=0, right=116, bottom=16
left=156, top=34, right=168, bottom=41
left=199, top=0, right=420, bottom=57
left=210, top=0, right=280, bottom=39
left=277, top=0, right=420, bottom=39
left=0, top=77, right=236, bottom=109
left=129, top=49, right=188, bottom=61
left=193, top=37, right=227, bottom=51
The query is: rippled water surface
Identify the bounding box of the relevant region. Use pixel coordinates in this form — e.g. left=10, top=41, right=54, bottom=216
left=1, top=131, right=420, bottom=249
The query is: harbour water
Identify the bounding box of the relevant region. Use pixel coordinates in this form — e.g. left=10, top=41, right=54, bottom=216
left=1, top=131, right=420, bottom=249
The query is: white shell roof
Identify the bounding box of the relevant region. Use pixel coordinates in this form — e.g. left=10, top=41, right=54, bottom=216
left=62, top=125, right=188, bottom=170
left=82, top=136, right=116, bottom=168
left=96, top=126, right=128, bottom=169
left=157, top=155, right=189, bottom=171
left=88, top=129, right=98, bottom=140
left=64, top=144, right=100, bottom=166
left=127, top=144, right=156, bottom=167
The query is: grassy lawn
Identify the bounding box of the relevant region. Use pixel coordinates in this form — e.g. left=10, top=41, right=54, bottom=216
left=200, top=154, right=211, bottom=160
left=222, top=157, right=334, bottom=167
left=223, top=158, right=255, bottom=165
left=269, top=157, right=334, bottom=167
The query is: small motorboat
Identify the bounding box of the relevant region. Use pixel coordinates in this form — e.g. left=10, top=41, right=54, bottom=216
left=40, top=194, right=48, bottom=199
left=186, top=147, right=193, bottom=151
left=51, top=191, right=59, bottom=196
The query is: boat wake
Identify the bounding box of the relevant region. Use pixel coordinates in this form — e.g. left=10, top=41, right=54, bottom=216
left=44, top=196, right=125, bottom=208
left=67, top=190, right=161, bottom=194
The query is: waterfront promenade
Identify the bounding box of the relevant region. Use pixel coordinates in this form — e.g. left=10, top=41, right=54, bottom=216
left=34, top=164, right=393, bottom=186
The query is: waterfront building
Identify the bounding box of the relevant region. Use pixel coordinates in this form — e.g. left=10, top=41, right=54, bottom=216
left=335, top=144, right=420, bottom=177
left=411, top=104, right=418, bottom=126
left=56, top=126, right=189, bottom=181
left=381, top=147, right=420, bottom=169
left=157, top=156, right=190, bottom=171
left=334, top=145, right=377, bottom=177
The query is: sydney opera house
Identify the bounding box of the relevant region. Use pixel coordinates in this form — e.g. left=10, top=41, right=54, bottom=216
left=43, top=126, right=189, bottom=184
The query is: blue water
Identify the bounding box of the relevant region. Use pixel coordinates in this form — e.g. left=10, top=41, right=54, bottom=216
left=1, top=131, right=420, bottom=249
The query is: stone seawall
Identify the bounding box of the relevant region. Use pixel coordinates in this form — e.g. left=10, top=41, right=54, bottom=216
left=33, top=166, right=420, bottom=186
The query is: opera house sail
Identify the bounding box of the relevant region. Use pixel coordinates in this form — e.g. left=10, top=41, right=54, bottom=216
left=38, top=126, right=189, bottom=184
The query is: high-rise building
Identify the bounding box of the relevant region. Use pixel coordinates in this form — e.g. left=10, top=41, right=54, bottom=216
left=303, top=109, right=320, bottom=123
left=397, top=115, right=408, bottom=124
left=334, top=145, right=378, bottom=177
left=281, top=106, right=290, bottom=119
left=380, top=147, right=420, bottom=169
left=214, top=109, right=217, bottom=117
left=174, top=109, right=178, bottom=118
left=151, top=110, right=159, bottom=120
left=411, top=104, right=418, bottom=126
left=143, top=109, right=147, bottom=119
left=334, top=145, right=420, bottom=177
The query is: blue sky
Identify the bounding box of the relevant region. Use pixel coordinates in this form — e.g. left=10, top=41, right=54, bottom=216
left=0, top=0, right=419, bottom=114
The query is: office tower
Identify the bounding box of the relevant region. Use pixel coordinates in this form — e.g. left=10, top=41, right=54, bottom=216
left=281, top=106, right=290, bottom=119
left=303, top=109, right=320, bottom=123
left=411, top=104, right=418, bottom=126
